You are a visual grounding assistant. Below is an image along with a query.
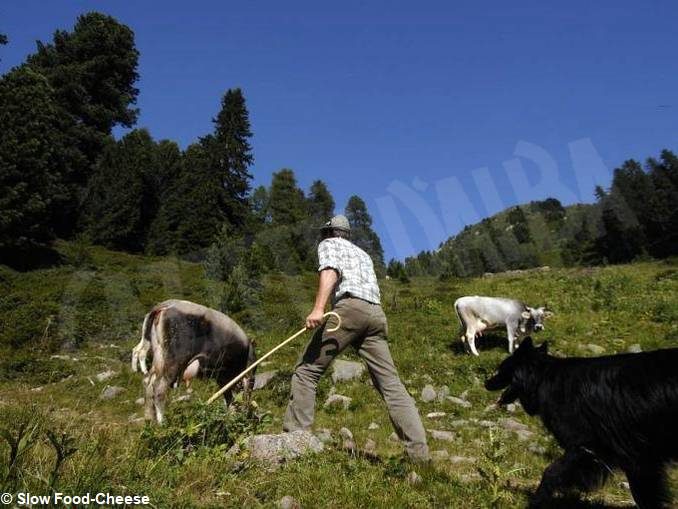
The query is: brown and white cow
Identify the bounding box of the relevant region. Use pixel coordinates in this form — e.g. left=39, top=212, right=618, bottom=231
left=131, top=299, right=256, bottom=423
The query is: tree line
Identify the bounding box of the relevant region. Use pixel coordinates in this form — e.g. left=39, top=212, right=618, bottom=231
left=0, top=13, right=385, bottom=281
left=390, top=150, right=678, bottom=280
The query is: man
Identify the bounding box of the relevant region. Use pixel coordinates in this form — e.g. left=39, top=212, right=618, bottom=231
left=283, top=215, right=430, bottom=462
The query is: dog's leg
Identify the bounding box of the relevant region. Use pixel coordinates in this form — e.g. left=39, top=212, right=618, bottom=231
left=531, top=449, right=609, bottom=507
left=625, top=464, right=670, bottom=509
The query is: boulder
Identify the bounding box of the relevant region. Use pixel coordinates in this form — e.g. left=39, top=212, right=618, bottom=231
left=323, top=394, right=352, bottom=410
left=279, top=496, right=301, bottom=509
left=446, top=396, right=471, bottom=408
left=315, top=428, right=333, bottom=444
left=100, top=385, right=125, bottom=400
left=253, top=370, right=278, bottom=390
left=421, top=384, right=437, bottom=402
left=428, top=429, right=455, bottom=442
left=406, top=471, right=422, bottom=486
left=339, top=427, right=353, bottom=440
left=363, top=438, right=377, bottom=454
left=332, top=360, right=365, bottom=384
left=244, top=430, right=323, bottom=467
left=95, top=370, right=117, bottom=382
left=627, top=344, right=642, bottom=354
left=426, top=412, right=446, bottom=419
left=431, top=449, right=450, bottom=461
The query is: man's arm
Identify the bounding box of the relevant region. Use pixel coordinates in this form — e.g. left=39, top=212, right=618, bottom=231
left=305, top=268, right=339, bottom=329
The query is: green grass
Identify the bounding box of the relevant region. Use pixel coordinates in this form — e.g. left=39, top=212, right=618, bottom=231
left=0, top=243, right=677, bottom=507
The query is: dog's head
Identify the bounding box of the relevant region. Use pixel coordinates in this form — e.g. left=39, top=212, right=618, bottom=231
left=484, top=337, right=549, bottom=409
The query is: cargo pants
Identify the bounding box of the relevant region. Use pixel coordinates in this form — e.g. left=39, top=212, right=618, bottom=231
left=283, top=297, right=430, bottom=461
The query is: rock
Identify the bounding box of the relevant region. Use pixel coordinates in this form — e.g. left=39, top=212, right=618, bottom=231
left=332, top=360, right=365, bottom=383
left=342, top=439, right=357, bottom=451
left=431, top=449, right=449, bottom=461
left=426, top=412, right=446, bottom=419
left=478, top=420, right=496, bottom=428
left=446, top=396, right=471, bottom=408
left=323, top=394, right=352, bottom=410
left=339, top=427, right=353, bottom=440
left=388, top=432, right=400, bottom=442
left=449, top=419, right=469, bottom=428
left=449, top=456, right=475, bottom=464
left=539, top=266, right=551, bottom=272
left=128, top=417, right=145, bottom=425
left=406, top=471, right=422, bottom=486
left=627, top=344, right=642, bottom=353
left=498, top=417, right=528, bottom=432
left=174, top=394, right=191, bottom=403
left=363, top=438, right=377, bottom=454
left=585, top=343, right=605, bottom=355
left=244, top=430, right=323, bottom=467
left=135, top=397, right=144, bottom=406
left=528, top=443, right=547, bottom=455
left=428, top=429, right=455, bottom=442
left=421, top=384, right=437, bottom=402
left=95, top=370, right=117, bottom=382
left=367, top=422, right=380, bottom=430
left=506, top=403, right=517, bottom=413
left=253, top=370, right=278, bottom=390
left=436, top=386, right=450, bottom=402
left=483, top=404, right=497, bottom=413
left=100, top=385, right=125, bottom=400
left=314, top=428, right=333, bottom=444
left=279, top=495, right=301, bottom=509
left=515, top=430, right=534, bottom=441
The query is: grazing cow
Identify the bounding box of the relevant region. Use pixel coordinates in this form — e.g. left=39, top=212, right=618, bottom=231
left=131, top=299, right=256, bottom=423
left=485, top=338, right=678, bottom=508
left=454, top=296, right=552, bottom=355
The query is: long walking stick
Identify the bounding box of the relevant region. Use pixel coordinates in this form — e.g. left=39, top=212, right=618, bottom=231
left=206, top=311, right=341, bottom=405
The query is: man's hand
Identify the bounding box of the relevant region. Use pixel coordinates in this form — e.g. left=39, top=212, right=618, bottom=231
left=305, top=308, right=325, bottom=329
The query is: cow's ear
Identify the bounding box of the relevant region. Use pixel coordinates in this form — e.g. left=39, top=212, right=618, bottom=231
left=521, top=310, right=531, bottom=320
left=544, top=310, right=554, bottom=318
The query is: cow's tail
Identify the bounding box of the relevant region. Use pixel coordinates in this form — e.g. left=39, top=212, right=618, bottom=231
left=149, top=307, right=168, bottom=377
left=132, top=312, right=154, bottom=373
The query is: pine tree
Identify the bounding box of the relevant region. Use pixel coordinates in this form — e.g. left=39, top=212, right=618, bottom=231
left=268, top=169, right=307, bottom=225
left=345, top=195, right=385, bottom=274
left=26, top=12, right=140, bottom=236
left=507, top=206, right=532, bottom=244
left=209, top=88, right=254, bottom=227
left=81, top=129, right=157, bottom=251
left=308, top=180, right=335, bottom=221
left=0, top=67, right=69, bottom=258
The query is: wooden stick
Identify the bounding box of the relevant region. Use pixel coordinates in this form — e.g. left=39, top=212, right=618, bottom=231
left=206, top=311, right=341, bottom=405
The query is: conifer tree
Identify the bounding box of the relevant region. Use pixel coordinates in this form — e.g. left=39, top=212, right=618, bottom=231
left=269, top=169, right=307, bottom=225
left=308, top=180, right=335, bottom=221
left=345, top=195, right=385, bottom=274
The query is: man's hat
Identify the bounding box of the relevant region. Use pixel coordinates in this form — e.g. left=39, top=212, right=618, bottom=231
left=320, top=214, right=351, bottom=232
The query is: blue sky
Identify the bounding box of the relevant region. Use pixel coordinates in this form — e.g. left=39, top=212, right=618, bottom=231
left=2, top=1, right=677, bottom=260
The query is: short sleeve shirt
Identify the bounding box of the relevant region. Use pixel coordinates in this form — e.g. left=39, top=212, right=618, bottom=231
left=317, top=237, right=381, bottom=305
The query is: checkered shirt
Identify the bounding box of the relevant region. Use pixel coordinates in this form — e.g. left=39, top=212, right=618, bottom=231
left=317, top=237, right=381, bottom=305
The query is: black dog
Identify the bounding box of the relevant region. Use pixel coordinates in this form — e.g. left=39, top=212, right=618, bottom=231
left=485, top=338, right=678, bottom=508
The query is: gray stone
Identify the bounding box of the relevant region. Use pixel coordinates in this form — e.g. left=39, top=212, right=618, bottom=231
left=528, top=443, right=547, bottom=455
left=253, top=370, right=278, bottom=390
left=450, top=419, right=469, bottom=428
left=421, top=384, right=437, bottom=402
left=135, top=397, right=144, bottom=406
left=100, top=385, right=125, bottom=400
left=95, top=370, right=117, bottom=382
left=585, top=343, right=605, bottom=355
left=431, top=449, right=449, bottom=461
left=314, top=428, right=333, bottom=444
left=506, top=403, right=517, bottom=413
left=342, top=439, right=357, bottom=451
left=363, top=438, right=377, bottom=454
left=446, top=396, right=471, bottom=408
left=498, top=417, right=529, bottom=432
left=339, top=427, right=353, bottom=440
left=449, top=456, right=476, bottom=464
left=436, top=385, right=450, bottom=402
left=174, top=394, right=191, bottom=403
left=279, top=495, right=301, bottom=509
left=244, top=430, right=323, bottom=467
left=367, top=422, right=380, bottom=430
left=478, top=420, right=496, bottom=428
left=426, top=411, right=446, bottom=419
left=388, top=432, right=400, bottom=442
left=483, top=403, right=497, bottom=413
left=627, top=344, right=642, bottom=354
left=428, top=429, right=456, bottom=442
left=332, top=360, right=365, bottom=384
left=407, top=471, right=422, bottom=486
left=323, top=394, right=352, bottom=410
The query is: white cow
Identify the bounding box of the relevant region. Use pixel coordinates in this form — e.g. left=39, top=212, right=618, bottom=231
left=454, top=296, right=553, bottom=356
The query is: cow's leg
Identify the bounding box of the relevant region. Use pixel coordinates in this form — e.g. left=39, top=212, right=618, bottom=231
left=132, top=338, right=151, bottom=374
left=153, top=375, right=171, bottom=424
left=506, top=324, right=517, bottom=354
left=531, top=449, right=609, bottom=507
left=625, top=464, right=670, bottom=509
left=143, top=372, right=156, bottom=422
left=467, top=328, right=480, bottom=356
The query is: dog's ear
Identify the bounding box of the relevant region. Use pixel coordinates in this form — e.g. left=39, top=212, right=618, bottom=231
left=537, top=341, right=548, bottom=355
left=497, top=384, right=520, bottom=406
left=519, top=336, right=534, bottom=351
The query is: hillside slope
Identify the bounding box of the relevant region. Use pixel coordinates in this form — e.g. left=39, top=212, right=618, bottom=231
left=1, top=242, right=677, bottom=507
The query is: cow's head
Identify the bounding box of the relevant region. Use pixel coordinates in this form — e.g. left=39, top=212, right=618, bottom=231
left=484, top=337, right=549, bottom=412
left=520, top=306, right=553, bottom=333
